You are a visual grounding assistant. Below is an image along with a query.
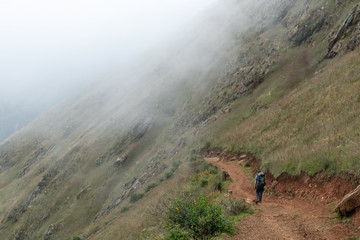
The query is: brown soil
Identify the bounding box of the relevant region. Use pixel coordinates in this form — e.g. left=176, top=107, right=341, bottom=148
left=205, top=157, right=359, bottom=240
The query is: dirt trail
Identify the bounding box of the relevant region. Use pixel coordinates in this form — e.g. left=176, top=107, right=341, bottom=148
left=206, top=157, right=358, bottom=240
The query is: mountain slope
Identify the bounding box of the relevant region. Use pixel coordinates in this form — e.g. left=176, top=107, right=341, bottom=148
left=1, top=0, right=360, bottom=239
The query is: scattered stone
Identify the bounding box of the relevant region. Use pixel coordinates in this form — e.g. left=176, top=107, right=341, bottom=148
left=238, top=160, right=246, bottom=165
left=270, top=180, right=279, bottom=190
left=335, top=185, right=360, bottom=215
left=43, top=222, right=64, bottom=240
left=222, top=106, right=232, bottom=113
left=95, top=156, right=105, bottom=166
left=114, top=155, right=127, bottom=168
left=44, top=224, right=55, bottom=240
left=77, top=187, right=90, bottom=199
left=240, top=154, right=247, bottom=159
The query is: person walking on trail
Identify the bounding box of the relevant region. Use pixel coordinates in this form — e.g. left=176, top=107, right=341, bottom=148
left=255, top=170, right=266, bottom=204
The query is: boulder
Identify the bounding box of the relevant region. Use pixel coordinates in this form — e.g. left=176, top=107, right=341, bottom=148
left=76, top=187, right=90, bottom=199
left=335, top=185, right=360, bottom=215
left=286, top=8, right=326, bottom=46
left=222, top=107, right=232, bottom=113
left=114, top=155, right=127, bottom=167
left=238, top=160, right=246, bottom=165
left=222, top=171, right=230, bottom=181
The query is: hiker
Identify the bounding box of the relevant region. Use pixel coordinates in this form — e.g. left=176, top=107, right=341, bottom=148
left=254, top=170, right=266, bottom=204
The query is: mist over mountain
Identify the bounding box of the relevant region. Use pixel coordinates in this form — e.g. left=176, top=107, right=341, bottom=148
left=0, top=0, right=217, bottom=142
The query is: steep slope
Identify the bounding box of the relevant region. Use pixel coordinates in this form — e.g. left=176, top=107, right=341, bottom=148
left=1, top=0, right=360, bottom=239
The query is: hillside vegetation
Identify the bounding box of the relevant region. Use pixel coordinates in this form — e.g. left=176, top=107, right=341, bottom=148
left=0, top=0, right=360, bottom=239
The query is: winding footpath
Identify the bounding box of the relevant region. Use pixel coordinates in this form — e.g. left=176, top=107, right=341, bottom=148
left=205, top=157, right=358, bottom=240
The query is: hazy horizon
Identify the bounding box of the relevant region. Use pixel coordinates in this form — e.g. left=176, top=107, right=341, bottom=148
left=0, top=0, right=217, bottom=141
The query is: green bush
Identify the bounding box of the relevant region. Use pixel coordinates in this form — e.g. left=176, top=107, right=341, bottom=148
left=120, top=206, right=130, bottom=213
left=65, top=237, right=81, bottom=240
left=162, top=228, right=191, bottom=240
left=172, top=160, right=181, bottom=169
left=145, top=182, right=158, bottom=193
left=164, top=170, right=174, bottom=180
left=130, top=193, right=144, bottom=203
left=203, top=141, right=211, bottom=149
left=200, top=179, right=208, bottom=187
left=165, top=193, right=233, bottom=239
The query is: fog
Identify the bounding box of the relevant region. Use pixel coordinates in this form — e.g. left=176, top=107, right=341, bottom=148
left=0, top=0, right=218, bottom=140
left=0, top=0, right=218, bottom=97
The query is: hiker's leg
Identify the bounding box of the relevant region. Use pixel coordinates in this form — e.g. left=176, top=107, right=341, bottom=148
left=256, top=188, right=260, bottom=201
left=259, top=189, right=263, bottom=203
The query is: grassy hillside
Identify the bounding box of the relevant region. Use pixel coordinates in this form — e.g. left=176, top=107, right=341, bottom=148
left=206, top=50, right=360, bottom=177
left=1, top=0, right=360, bottom=239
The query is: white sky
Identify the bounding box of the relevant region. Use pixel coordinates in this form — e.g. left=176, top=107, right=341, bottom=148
left=0, top=0, right=216, bottom=102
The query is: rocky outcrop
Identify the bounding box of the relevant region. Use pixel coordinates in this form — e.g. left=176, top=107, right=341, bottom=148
left=246, top=0, right=296, bottom=33
left=43, top=222, right=64, bottom=240
left=335, top=185, right=360, bottom=215
left=132, top=117, right=153, bottom=142
left=326, top=5, right=360, bottom=58
left=285, top=8, right=326, bottom=46
left=76, top=187, right=91, bottom=199
left=110, top=117, right=153, bottom=156
left=17, top=146, right=47, bottom=178
left=7, top=169, right=58, bottom=223
left=94, top=160, right=166, bottom=220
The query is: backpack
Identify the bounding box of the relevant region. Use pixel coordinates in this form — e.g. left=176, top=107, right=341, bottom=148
left=257, top=172, right=266, bottom=187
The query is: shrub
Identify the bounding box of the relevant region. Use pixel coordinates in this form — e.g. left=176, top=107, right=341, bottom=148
left=120, top=206, right=130, bottom=213
left=130, top=193, right=144, bottom=203
left=200, top=179, right=208, bottom=187
left=203, top=141, right=211, bottom=149
left=219, top=198, right=249, bottom=216
left=164, top=170, right=174, bottom=180
left=213, top=181, right=222, bottom=192
left=189, top=154, right=197, bottom=162
left=172, top=160, right=181, bottom=169
left=65, top=237, right=81, bottom=240
left=162, top=228, right=191, bottom=240
left=166, top=193, right=233, bottom=239
left=145, top=182, right=158, bottom=193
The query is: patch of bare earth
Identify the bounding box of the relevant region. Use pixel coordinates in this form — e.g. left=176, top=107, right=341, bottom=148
left=205, top=157, right=359, bottom=240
